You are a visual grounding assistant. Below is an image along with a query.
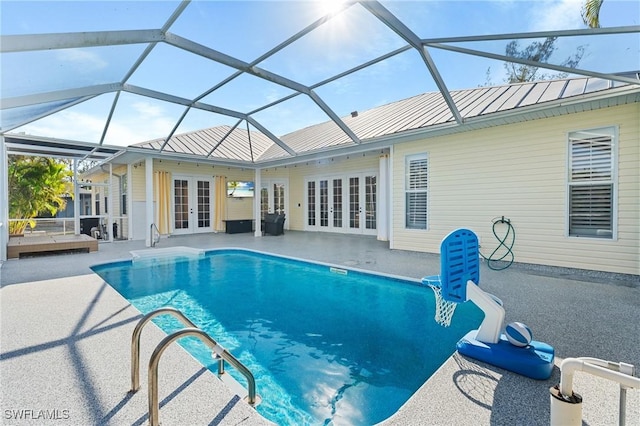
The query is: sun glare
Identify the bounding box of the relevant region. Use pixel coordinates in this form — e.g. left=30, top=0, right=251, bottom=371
left=316, top=0, right=348, bottom=17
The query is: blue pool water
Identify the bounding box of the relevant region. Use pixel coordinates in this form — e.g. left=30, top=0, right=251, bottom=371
left=93, top=249, right=482, bottom=425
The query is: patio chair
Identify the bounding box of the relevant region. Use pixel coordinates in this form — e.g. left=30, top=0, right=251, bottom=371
left=263, top=213, right=285, bottom=236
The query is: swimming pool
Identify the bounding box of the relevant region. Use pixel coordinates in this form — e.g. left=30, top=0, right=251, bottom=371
left=93, top=249, right=482, bottom=425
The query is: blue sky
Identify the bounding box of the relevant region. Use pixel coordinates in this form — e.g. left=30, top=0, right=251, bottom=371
left=2, top=0, right=639, bottom=146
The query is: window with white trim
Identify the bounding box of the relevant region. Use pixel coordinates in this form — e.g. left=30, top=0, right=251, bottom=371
left=568, top=127, right=616, bottom=239
left=405, top=153, right=428, bottom=229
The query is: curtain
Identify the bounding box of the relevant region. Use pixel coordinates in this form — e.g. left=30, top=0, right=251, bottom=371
left=214, top=176, right=227, bottom=232
left=154, top=171, right=171, bottom=234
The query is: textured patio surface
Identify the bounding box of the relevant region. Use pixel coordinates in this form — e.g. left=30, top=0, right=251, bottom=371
left=1, top=231, right=638, bottom=425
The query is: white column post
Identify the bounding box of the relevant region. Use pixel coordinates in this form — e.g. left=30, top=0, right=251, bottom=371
left=108, top=163, right=113, bottom=242
left=254, top=168, right=262, bottom=237
left=377, top=153, right=390, bottom=241
left=145, top=157, right=154, bottom=247
left=127, top=163, right=133, bottom=240
left=73, top=159, right=80, bottom=235
left=388, top=146, right=395, bottom=249
left=0, top=136, right=8, bottom=262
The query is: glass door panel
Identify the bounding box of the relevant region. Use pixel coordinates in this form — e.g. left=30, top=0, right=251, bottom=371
left=349, top=177, right=360, bottom=230
left=365, top=175, right=377, bottom=230
left=332, top=178, right=343, bottom=228
left=273, top=183, right=285, bottom=214
left=261, top=187, right=269, bottom=219
left=196, top=180, right=211, bottom=229
left=307, top=181, right=316, bottom=226
left=174, top=179, right=190, bottom=232
left=319, top=180, right=329, bottom=227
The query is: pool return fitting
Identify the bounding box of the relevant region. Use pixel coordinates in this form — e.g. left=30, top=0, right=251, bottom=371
left=130, top=307, right=260, bottom=426
left=550, top=357, right=638, bottom=426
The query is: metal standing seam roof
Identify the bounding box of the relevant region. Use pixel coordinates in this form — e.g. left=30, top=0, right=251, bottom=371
left=131, top=75, right=640, bottom=164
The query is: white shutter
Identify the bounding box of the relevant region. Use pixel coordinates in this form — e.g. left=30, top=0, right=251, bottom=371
left=568, top=129, right=614, bottom=238
left=405, top=154, right=428, bottom=229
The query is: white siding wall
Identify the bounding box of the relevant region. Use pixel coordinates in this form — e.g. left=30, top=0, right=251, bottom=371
left=131, top=164, right=147, bottom=203
left=392, top=104, right=639, bottom=275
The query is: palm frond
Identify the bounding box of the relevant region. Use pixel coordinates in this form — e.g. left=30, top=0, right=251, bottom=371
left=581, top=0, right=603, bottom=28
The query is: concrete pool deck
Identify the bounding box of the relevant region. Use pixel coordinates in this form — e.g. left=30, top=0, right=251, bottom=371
left=1, top=231, right=638, bottom=425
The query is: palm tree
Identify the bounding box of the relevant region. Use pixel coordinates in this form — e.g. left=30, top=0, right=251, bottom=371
left=582, top=0, right=603, bottom=28
left=227, top=181, right=239, bottom=197
left=8, top=156, right=73, bottom=235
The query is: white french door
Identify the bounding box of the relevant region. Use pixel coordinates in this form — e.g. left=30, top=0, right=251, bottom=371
left=172, top=176, right=214, bottom=235
left=260, top=179, right=288, bottom=218
left=306, top=172, right=377, bottom=235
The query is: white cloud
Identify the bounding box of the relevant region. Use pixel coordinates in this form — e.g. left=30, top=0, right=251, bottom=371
left=16, top=110, right=106, bottom=144
left=57, top=48, right=108, bottom=72
left=15, top=102, right=178, bottom=147
left=131, top=101, right=166, bottom=119
left=104, top=102, right=176, bottom=145
left=527, top=0, right=585, bottom=31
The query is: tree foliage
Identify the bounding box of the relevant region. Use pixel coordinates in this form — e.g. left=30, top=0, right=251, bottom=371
left=8, top=156, right=74, bottom=234
left=582, top=0, right=603, bottom=28
left=503, top=37, right=585, bottom=83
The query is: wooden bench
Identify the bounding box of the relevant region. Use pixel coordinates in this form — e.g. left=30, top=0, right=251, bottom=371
left=7, top=234, right=98, bottom=259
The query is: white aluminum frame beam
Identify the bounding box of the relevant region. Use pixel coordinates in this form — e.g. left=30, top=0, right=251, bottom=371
left=421, top=25, right=640, bottom=43
left=2, top=83, right=122, bottom=110
left=0, top=30, right=165, bottom=53
left=358, top=0, right=463, bottom=124
left=427, top=43, right=640, bottom=86
left=164, top=32, right=360, bottom=144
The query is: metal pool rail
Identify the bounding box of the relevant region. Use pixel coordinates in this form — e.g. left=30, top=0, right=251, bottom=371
left=129, top=307, right=260, bottom=426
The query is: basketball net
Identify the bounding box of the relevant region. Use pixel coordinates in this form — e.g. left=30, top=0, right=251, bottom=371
left=427, top=283, right=458, bottom=327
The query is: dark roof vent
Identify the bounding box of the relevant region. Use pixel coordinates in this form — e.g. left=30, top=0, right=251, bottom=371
left=350, top=111, right=358, bottom=118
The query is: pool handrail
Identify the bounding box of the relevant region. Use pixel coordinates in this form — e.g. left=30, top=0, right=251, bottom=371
left=129, top=307, right=259, bottom=426
left=150, top=223, right=160, bottom=247
left=130, top=307, right=199, bottom=392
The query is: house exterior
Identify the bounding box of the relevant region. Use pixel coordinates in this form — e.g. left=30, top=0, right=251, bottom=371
left=81, top=75, right=639, bottom=276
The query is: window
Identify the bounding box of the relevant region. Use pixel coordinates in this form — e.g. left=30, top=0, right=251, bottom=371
left=405, top=153, right=428, bottom=229
left=568, top=127, right=616, bottom=239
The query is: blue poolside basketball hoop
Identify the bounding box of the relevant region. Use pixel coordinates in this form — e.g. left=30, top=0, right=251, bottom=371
left=439, top=229, right=480, bottom=304
left=422, top=228, right=555, bottom=380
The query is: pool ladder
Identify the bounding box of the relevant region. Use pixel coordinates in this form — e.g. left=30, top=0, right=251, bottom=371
left=150, top=223, right=160, bottom=247
left=130, top=307, right=260, bottom=426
